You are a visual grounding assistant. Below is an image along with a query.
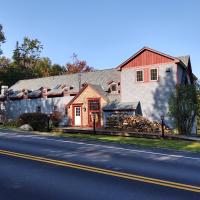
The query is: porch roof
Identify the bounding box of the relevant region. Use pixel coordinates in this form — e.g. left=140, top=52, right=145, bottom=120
left=103, top=102, right=139, bottom=111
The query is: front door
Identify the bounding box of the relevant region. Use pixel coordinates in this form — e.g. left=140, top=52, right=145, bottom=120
left=74, top=106, right=81, bottom=126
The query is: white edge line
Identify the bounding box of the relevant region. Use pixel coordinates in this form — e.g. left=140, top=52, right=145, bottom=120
left=0, top=131, right=200, bottom=161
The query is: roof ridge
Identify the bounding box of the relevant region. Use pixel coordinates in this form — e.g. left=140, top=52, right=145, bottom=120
left=14, top=68, right=118, bottom=82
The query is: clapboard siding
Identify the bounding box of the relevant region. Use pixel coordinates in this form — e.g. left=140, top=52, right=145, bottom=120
left=122, top=50, right=173, bottom=68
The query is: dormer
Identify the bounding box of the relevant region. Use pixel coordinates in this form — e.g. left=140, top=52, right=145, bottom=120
left=62, top=86, right=69, bottom=96
left=22, top=89, right=29, bottom=99
left=41, top=87, right=48, bottom=98
left=107, top=80, right=120, bottom=94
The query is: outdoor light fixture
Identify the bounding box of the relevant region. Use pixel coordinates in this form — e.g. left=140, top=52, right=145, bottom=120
left=83, top=106, right=87, bottom=112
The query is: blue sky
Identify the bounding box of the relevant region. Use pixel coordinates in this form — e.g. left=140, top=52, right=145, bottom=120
left=0, top=0, right=200, bottom=77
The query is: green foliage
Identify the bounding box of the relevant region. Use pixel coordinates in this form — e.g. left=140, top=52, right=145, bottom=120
left=0, top=56, right=10, bottom=67
left=13, top=37, right=43, bottom=68
left=62, top=133, right=200, bottom=153
left=0, top=24, right=6, bottom=55
left=49, top=64, right=66, bottom=76
left=0, top=35, right=89, bottom=87
left=169, top=84, right=199, bottom=135
left=35, top=57, right=52, bottom=77
left=2, top=120, right=18, bottom=128
left=18, top=113, right=49, bottom=132
left=0, top=62, right=37, bottom=86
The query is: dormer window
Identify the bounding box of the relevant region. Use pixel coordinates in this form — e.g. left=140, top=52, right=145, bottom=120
left=111, top=84, right=117, bottom=92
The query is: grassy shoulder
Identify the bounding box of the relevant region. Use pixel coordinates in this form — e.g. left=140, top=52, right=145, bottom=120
left=61, top=133, right=200, bottom=153
left=1, top=124, right=200, bottom=153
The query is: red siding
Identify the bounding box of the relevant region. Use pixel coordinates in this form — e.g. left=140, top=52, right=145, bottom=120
left=123, top=50, right=173, bottom=69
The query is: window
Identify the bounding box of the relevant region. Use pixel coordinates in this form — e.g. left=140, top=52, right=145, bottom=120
left=36, top=106, right=41, bottom=113
left=75, top=107, right=80, bottom=116
left=111, top=84, right=117, bottom=92
left=150, top=68, right=158, bottom=81
left=88, top=99, right=100, bottom=111
left=53, top=106, right=58, bottom=111
left=136, top=70, right=144, bottom=82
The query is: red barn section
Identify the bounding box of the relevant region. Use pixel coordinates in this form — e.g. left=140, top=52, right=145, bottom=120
left=118, top=47, right=176, bottom=70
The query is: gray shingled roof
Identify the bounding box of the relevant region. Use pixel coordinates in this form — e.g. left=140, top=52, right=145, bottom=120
left=28, top=90, right=41, bottom=98
left=9, top=91, right=24, bottom=99
left=9, top=69, right=120, bottom=93
left=177, top=55, right=190, bottom=67
left=89, top=84, right=109, bottom=101
left=103, top=102, right=139, bottom=111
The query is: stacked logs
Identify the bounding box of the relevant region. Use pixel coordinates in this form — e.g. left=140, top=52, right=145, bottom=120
left=106, top=115, right=171, bottom=134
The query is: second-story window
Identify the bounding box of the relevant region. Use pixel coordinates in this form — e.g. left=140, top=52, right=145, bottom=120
left=136, top=70, right=144, bottom=82
left=150, top=68, right=158, bottom=81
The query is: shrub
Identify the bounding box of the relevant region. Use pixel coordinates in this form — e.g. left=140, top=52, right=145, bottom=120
left=50, top=111, right=63, bottom=127
left=18, top=113, right=49, bottom=132
left=3, top=120, right=18, bottom=128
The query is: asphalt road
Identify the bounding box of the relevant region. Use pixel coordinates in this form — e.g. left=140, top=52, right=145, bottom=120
left=0, top=129, right=200, bottom=200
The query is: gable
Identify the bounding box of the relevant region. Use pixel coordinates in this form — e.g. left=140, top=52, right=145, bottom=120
left=118, top=48, right=176, bottom=70
left=67, top=84, right=108, bottom=107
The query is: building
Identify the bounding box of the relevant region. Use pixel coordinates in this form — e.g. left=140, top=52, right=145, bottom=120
left=0, top=47, right=197, bottom=132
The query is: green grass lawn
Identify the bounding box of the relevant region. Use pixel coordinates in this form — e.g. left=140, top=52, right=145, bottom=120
left=1, top=124, right=200, bottom=153
left=61, top=133, right=200, bottom=153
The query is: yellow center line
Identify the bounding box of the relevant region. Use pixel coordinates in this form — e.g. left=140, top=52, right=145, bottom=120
left=0, top=149, right=199, bottom=193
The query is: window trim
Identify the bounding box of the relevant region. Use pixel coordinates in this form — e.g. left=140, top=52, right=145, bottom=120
left=136, top=69, right=144, bottom=83
left=150, top=68, right=158, bottom=81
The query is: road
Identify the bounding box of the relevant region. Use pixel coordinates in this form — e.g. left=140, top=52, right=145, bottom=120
left=0, top=129, right=200, bottom=200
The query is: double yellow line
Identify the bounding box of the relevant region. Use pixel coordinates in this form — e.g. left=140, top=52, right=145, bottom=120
left=0, top=149, right=200, bottom=193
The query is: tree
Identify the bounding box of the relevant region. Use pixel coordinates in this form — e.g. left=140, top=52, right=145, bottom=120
left=49, top=64, right=65, bottom=76
left=35, top=57, right=52, bottom=77
left=0, top=24, right=5, bottom=55
left=168, top=84, right=199, bottom=135
left=13, top=37, right=43, bottom=68
left=0, top=62, right=37, bottom=87
left=0, top=56, right=10, bottom=68
left=66, top=53, right=94, bottom=74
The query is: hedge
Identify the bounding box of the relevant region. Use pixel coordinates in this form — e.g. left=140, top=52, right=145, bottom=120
left=18, top=113, right=49, bottom=131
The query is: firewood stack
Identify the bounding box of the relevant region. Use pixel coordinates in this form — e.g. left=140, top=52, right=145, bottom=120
left=106, top=115, right=171, bottom=134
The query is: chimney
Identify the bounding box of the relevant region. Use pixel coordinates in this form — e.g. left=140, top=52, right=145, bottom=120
left=78, top=73, right=81, bottom=91
left=1, top=85, right=8, bottom=95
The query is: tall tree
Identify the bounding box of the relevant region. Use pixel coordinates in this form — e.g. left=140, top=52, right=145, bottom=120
left=168, top=84, right=199, bottom=135
left=0, top=24, right=5, bottom=55
left=0, top=56, right=10, bottom=68
left=49, top=64, right=66, bottom=76
left=66, top=53, right=94, bottom=74
left=35, top=57, right=52, bottom=77
left=13, top=37, right=43, bottom=68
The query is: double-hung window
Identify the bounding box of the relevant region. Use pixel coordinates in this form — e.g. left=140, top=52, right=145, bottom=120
left=136, top=70, right=144, bottom=82
left=150, top=68, right=158, bottom=81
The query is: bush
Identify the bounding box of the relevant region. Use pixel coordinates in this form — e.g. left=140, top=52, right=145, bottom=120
left=18, top=113, right=49, bottom=132
left=3, top=120, right=18, bottom=128
left=50, top=111, right=63, bottom=127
